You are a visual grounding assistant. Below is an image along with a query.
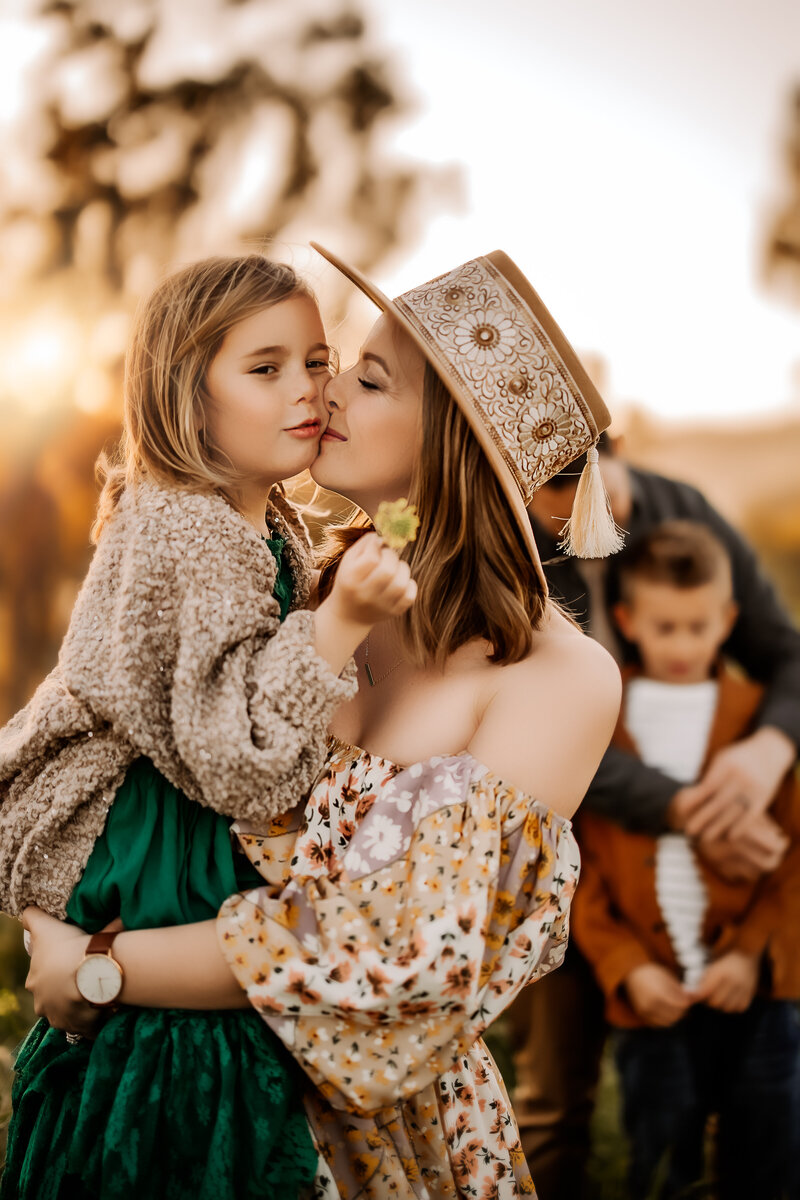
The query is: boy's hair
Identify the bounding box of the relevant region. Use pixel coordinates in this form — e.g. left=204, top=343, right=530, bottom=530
left=317, top=362, right=548, bottom=668
left=618, top=519, right=732, bottom=602
left=93, top=255, right=312, bottom=541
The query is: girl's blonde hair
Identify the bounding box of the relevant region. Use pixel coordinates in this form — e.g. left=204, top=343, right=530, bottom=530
left=318, top=363, right=548, bottom=667
left=93, top=255, right=312, bottom=541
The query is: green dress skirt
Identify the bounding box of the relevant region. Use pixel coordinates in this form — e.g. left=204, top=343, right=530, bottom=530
left=1, top=536, right=317, bottom=1200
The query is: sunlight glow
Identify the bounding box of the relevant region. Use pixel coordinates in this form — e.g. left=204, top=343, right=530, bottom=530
left=0, top=314, right=83, bottom=414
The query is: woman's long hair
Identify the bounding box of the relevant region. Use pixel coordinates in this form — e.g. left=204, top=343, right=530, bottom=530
left=318, top=363, right=548, bottom=667
left=92, top=255, right=311, bottom=541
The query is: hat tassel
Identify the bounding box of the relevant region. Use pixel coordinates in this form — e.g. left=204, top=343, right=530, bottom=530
left=558, top=446, right=625, bottom=558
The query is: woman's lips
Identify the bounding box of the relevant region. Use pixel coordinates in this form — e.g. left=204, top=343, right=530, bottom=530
left=321, top=426, right=347, bottom=442
left=285, top=419, right=322, bottom=440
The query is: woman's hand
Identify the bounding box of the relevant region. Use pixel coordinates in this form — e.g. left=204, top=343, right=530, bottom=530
left=22, top=907, right=102, bottom=1037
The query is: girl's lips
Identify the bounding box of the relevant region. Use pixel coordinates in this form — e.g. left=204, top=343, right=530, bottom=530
left=285, top=419, right=322, bottom=440
left=321, top=426, right=347, bottom=442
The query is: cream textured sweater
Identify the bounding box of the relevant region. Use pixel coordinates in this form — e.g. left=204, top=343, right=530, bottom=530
left=0, top=477, right=357, bottom=918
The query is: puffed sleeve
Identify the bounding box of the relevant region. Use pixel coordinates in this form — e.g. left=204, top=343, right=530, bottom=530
left=218, top=753, right=580, bottom=1115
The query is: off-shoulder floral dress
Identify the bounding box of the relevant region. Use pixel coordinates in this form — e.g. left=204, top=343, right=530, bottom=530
left=218, top=736, right=581, bottom=1199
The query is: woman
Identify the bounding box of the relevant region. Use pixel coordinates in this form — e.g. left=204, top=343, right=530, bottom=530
left=24, top=245, right=621, bottom=1198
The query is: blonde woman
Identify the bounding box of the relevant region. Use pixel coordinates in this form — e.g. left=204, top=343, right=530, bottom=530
left=0, top=254, right=413, bottom=1200
left=24, top=247, right=621, bottom=1198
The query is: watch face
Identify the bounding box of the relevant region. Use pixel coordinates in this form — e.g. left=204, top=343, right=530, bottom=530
left=76, top=953, right=123, bottom=1006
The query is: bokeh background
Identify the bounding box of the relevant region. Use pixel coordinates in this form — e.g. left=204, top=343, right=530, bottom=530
left=1, top=0, right=799, bottom=1192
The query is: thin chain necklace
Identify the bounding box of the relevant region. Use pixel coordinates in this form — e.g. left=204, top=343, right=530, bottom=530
left=363, top=634, right=404, bottom=687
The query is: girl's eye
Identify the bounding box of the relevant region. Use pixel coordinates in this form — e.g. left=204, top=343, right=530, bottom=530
left=358, top=377, right=380, bottom=391
left=308, top=358, right=332, bottom=372
left=250, top=364, right=277, bottom=376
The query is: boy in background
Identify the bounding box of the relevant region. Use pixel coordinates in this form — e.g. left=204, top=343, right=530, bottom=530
left=571, top=520, right=800, bottom=1200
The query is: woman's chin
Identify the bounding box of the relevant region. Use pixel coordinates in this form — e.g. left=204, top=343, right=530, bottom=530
left=309, top=457, right=343, bottom=492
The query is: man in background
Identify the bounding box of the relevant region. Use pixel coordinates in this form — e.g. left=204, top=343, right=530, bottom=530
left=509, top=433, right=800, bottom=1199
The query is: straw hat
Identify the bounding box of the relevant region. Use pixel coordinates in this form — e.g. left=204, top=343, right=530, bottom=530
left=311, top=243, right=616, bottom=587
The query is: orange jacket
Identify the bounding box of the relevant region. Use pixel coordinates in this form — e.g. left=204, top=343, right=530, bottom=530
left=571, top=665, right=800, bottom=1028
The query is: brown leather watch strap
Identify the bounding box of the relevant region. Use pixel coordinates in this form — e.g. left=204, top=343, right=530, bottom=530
left=86, top=930, right=120, bottom=957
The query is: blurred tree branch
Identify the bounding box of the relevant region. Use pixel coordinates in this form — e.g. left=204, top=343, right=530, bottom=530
left=1, top=0, right=453, bottom=299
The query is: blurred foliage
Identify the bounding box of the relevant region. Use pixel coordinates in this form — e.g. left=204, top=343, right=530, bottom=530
left=0, top=0, right=447, bottom=299
left=764, top=84, right=800, bottom=302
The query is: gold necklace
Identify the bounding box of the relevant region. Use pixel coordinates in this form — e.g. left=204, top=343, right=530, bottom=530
left=363, top=634, right=404, bottom=687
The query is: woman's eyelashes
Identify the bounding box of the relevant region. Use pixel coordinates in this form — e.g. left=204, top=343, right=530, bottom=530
left=357, top=376, right=380, bottom=391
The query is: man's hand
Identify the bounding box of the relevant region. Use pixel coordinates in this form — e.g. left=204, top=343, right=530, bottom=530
left=22, top=907, right=119, bottom=1037
left=693, top=812, right=789, bottom=882
left=693, top=950, right=760, bottom=1013
left=676, top=728, right=795, bottom=843
left=624, top=962, right=693, bottom=1027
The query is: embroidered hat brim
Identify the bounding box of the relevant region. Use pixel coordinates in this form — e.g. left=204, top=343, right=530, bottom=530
left=311, top=242, right=611, bottom=589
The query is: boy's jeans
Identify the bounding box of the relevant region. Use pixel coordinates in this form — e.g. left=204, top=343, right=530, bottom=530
left=613, top=999, right=800, bottom=1200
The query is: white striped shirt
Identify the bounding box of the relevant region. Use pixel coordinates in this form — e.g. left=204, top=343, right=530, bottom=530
left=625, top=678, right=719, bottom=989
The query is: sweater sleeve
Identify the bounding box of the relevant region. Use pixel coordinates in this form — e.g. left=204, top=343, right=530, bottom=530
left=171, top=597, right=358, bottom=822
left=57, top=484, right=360, bottom=826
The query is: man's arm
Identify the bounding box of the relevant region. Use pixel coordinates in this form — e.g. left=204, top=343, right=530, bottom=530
left=584, top=744, right=676, bottom=834
left=586, top=743, right=790, bottom=880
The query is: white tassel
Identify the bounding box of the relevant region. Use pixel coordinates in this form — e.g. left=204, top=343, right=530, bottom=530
left=558, top=446, right=626, bottom=558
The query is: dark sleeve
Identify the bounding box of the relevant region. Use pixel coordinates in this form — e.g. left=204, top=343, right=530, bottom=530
left=677, top=486, right=800, bottom=748
left=583, top=743, right=677, bottom=835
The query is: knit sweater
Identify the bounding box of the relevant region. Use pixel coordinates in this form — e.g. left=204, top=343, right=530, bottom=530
left=0, top=477, right=358, bottom=919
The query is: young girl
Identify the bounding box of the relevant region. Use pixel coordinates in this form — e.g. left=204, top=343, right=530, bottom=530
left=0, top=254, right=414, bottom=1199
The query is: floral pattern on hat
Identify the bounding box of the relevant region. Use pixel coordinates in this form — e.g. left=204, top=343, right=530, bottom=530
left=395, top=257, right=596, bottom=501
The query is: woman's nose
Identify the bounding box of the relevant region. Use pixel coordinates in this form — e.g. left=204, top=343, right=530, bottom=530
left=323, top=373, right=342, bottom=411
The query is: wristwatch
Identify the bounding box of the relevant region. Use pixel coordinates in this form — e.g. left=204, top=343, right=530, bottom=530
left=75, top=930, right=124, bottom=1008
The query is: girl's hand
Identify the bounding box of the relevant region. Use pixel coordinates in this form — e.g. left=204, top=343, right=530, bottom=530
left=329, top=533, right=416, bottom=627
left=22, top=907, right=108, bottom=1037
left=624, top=962, right=692, bottom=1027
left=314, top=534, right=416, bottom=677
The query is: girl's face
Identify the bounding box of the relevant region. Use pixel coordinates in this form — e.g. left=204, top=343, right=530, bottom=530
left=311, top=315, right=425, bottom=516
left=205, top=294, right=331, bottom=488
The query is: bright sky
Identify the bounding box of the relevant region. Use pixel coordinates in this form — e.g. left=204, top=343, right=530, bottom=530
left=366, top=0, right=800, bottom=421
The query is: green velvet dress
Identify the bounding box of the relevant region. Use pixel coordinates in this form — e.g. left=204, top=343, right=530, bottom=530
left=1, top=536, right=318, bottom=1200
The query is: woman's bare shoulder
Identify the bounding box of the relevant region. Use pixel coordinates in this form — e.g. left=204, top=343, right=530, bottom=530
left=525, top=605, right=619, bottom=685
left=467, top=606, right=621, bottom=817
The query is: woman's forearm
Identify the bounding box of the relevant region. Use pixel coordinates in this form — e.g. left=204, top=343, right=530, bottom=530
left=115, top=920, right=249, bottom=1010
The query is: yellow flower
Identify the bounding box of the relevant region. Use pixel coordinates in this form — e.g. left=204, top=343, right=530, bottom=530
left=374, top=498, right=420, bottom=551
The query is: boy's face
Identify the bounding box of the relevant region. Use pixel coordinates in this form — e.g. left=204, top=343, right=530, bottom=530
left=614, top=578, right=738, bottom=684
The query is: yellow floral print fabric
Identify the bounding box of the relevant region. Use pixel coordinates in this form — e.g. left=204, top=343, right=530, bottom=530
left=218, top=737, right=580, bottom=1199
